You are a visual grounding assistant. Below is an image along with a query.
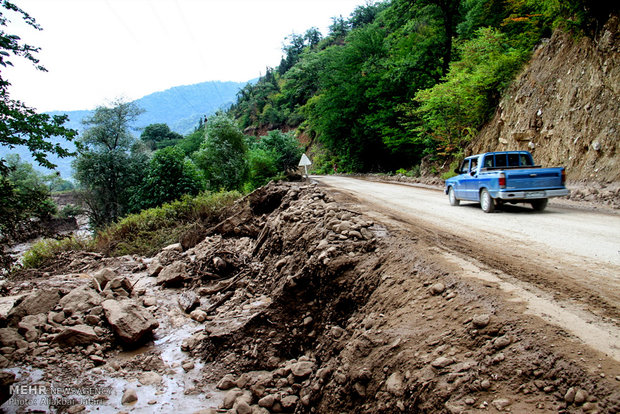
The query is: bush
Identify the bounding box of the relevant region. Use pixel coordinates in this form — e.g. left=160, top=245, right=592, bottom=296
left=21, top=236, right=92, bottom=269
left=94, top=190, right=241, bottom=257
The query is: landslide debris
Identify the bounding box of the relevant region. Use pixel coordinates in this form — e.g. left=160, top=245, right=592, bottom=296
left=0, top=182, right=618, bottom=413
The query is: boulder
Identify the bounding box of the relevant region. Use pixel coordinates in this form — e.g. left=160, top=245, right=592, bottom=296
left=7, top=289, right=61, bottom=326
left=178, top=291, right=199, bottom=313
left=59, top=286, right=102, bottom=314
left=54, top=325, right=99, bottom=347
left=156, top=261, right=189, bottom=287
left=92, top=268, right=116, bottom=291
left=102, top=299, right=159, bottom=344
left=0, top=370, right=16, bottom=405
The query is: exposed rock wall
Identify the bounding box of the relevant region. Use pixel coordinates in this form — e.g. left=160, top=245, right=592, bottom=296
left=470, top=14, right=619, bottom=183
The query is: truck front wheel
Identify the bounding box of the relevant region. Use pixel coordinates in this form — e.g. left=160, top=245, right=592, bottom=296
left=480, top=189, right=495, bottom=213
left=448, top=187, right=460, bottom=206
left=531, top=198, right=548, bottom=211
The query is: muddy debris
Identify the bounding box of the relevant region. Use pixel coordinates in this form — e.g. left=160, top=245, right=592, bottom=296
left=0, top=182, right=618, bottom=413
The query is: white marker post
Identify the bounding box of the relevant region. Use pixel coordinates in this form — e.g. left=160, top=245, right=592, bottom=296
left=298, top=153, right=312, bottom=180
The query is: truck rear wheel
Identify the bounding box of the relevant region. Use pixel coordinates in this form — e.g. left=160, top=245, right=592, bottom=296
left=480, top=189, right=495, bottom=213
left=448, top=187, right=460, bottom=206
left=531, top=198, right=548, bottom=211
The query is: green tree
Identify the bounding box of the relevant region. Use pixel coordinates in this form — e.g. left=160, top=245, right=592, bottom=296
left=194, top=115, right=248, bottom=191
left=412, top=28, right=525, bottom=155
left=0, top=154, right=57, bottom=270
left=257, top=130, right=303, bottom=172
left=247, top=147, right=278, bottom=189
left=73, top=99, right=148, bottom=228
left=0, top=1, right=76, bottom=173
left=134, top=146, right=204, bottom=210
left=140, top=123, right=183, bottom=150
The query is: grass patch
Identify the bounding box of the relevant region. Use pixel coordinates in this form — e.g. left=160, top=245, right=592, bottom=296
left=21, top=236, right=93, bottom=270
left=94, top=190, right=241, bottom=257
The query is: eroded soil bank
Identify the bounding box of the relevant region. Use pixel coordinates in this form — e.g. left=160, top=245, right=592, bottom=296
left=0, top=182, right=618, bottom=413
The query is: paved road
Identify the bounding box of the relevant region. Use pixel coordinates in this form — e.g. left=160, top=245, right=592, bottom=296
left=314, top=175, right=620, bottom=360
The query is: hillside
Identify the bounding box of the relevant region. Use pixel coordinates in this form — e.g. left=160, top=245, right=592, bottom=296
left=469, top=15, right=619, bottom=184
left=0, top=80, right=250, bottom=179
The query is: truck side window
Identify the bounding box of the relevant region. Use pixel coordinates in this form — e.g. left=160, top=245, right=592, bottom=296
left=495, top=155, right=507, bottom=167
left=508, top=153, right=519, bottom=166
left=519, top=154, right=533, bottom=166
left=470, top=159, right=478, bottom=173
left=460, top=160, right=470, bottom=174
left=483, top=156, right=494, bottom=168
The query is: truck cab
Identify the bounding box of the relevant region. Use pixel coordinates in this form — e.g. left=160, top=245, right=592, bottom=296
left=445, top=151, right=569, bottom=212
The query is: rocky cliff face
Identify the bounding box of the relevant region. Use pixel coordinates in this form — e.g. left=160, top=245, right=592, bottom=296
left=469, top=14, right=619, bottom=183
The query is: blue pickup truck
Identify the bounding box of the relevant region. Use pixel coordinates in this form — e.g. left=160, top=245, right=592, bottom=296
left=445, top=151, right=569, bottom=212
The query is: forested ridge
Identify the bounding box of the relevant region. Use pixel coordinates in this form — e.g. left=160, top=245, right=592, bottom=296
left=229, top=0, right=615, bottom=173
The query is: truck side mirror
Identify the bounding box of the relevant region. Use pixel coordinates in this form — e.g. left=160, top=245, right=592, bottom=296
left=454, top=168, right=461, bottom=174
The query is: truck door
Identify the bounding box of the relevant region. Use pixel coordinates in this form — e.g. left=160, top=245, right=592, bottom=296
left=462, top=157, right=480, bottom=200
left=454, top=159, right=471, bottom=199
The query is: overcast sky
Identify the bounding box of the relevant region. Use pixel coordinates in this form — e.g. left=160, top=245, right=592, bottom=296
left=4, top=0, right=364, bottom=112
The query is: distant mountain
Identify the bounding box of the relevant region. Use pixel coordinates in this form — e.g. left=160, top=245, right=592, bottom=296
left=0, top=80, right=252, bottom=180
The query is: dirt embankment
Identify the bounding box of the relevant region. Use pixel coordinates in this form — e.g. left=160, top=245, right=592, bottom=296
left=0, top=183, right=619, bottom=413
left=469, top=14, right=619, bottom=185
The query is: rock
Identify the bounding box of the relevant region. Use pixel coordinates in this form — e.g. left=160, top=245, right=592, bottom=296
left=54, top=325, right=99, bottom=347
left=0, top=370, right=16, bottom=405
left=430, top=283, right=445, bottom=295
left=85, top=315, right=101, bottom=326
left=574, top=389, right=588, bottom=405
left=138, top=371, right=162, bottom=386
left=7, top=289, right=60, bottom=325
left=235, top=401, right=252, bottom=414
left=66, top=404, right=85, bottom=414
left=472, top=314, right=491, bottom=328
left=121, top=388, right=138, bottom=405
left=0, top=295, right=24, bottom=325
left=143, top=297, right=157, bottom=307
left=258, top=394, right=275, bottom=409
left=190, top=309, right=207, bottom=322
left=386, top=372, right=405, bottom=396
left=178, top=291, right=199, bottom=313
left=147, top=259, right=164, bottom=277
left=105, top=277, right=133, bottom=296
left=493, top=335, right=512, bottom=349
left=102, top=299, right=159, bottom=344
left=91, top=268, right=116, bottom=291
left=162, top=243, right=182, bottom=252
left=0, top=328, right=25, bottom=347
left=221, top=389, right=243, bottom=409
left=217, top=374, right=237, bottom=390
left=182, top=360, right=195, bottom=372
left=492, top=398, right=512, bottom=411
left=291, top=361, right=314, bottom=378
left=17, top=313, right=46, bottom=340
left=431, top=356, right=454, bottom=368
left=157, top=261, right=189, bottom=287
left=281, top=395, right=299, bottom=410
left=59, top=286, right=102, bottom=313
left=480, top=379, right=491, bottom=390
left=353, top=382, right=366, bottom=397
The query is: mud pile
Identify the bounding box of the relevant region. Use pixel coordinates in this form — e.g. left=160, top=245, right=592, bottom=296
left=0, top=182, right=618, bottom=413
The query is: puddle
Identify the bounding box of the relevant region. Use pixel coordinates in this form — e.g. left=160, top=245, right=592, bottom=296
left=443, top=252, right=620, bottom=362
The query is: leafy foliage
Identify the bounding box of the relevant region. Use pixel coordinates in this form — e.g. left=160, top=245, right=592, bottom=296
left=134, top=146, right=204, bottom=210
left=227, top=0, right=598, bottom=173
left=73, top=99, right=148, bottom=229
left=0, top=1, right=76, bottom=173
left=140, top=123, right=183, bottom=150
left=194, top=115, right=249, bottom=191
